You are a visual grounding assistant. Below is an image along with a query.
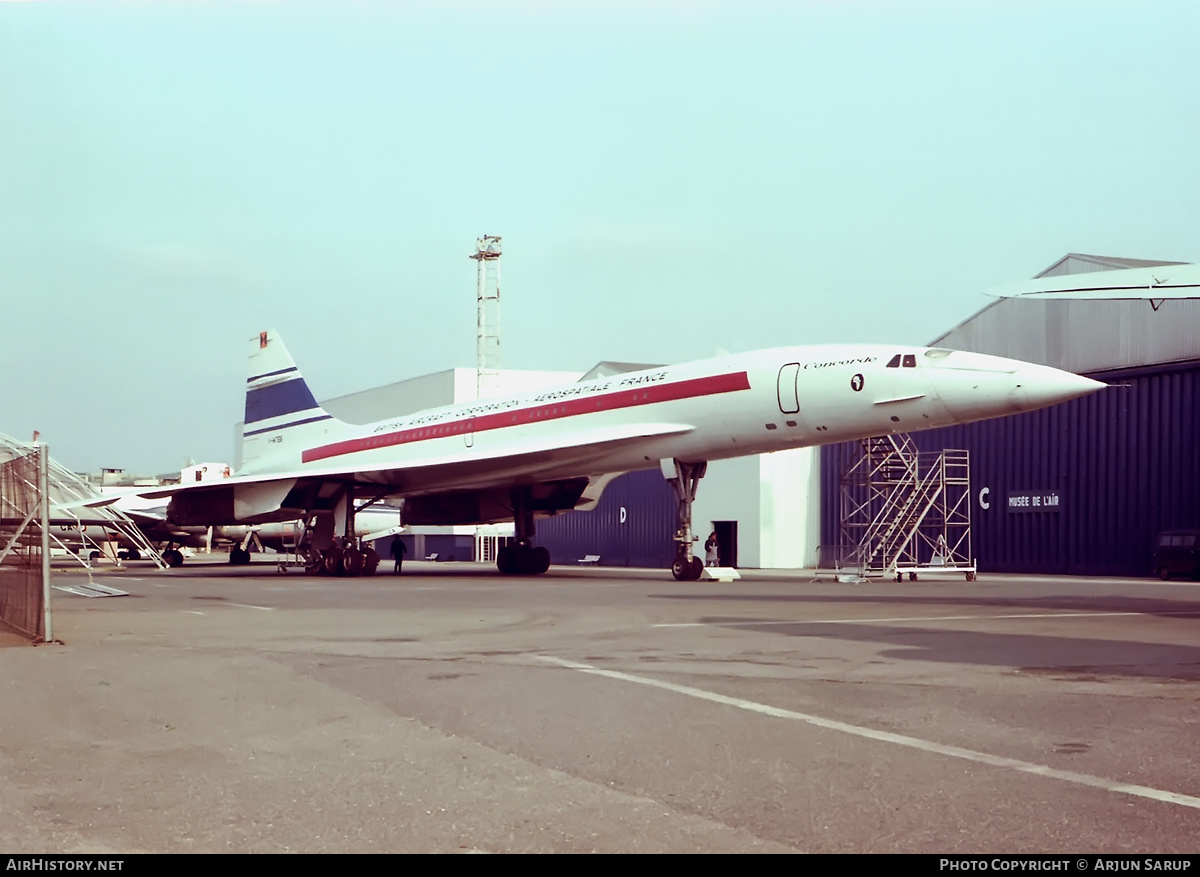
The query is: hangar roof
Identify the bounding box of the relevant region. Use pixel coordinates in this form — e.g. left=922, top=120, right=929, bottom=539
left=1034, top=252, right=1187, bottom=278
left=931, top=255, right=1200, bottom=375
left=321, top=367, right=584, bottom=425
left=578, top=361, right=664, bottom=382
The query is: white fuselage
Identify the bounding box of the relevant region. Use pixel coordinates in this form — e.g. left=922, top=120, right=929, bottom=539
left=239, top=343, right=1100, bottom=500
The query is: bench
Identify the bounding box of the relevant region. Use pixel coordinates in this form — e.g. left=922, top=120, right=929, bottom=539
left=424, top=553, right=439, bottom=562
left=577, top=554, right=600, bottom=565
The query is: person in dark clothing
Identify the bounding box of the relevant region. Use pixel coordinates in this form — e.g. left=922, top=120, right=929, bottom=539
left=389, top=536, right=408, bottom=574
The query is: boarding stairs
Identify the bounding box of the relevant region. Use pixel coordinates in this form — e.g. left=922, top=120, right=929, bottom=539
left=839, top=435, right=975, bottom=581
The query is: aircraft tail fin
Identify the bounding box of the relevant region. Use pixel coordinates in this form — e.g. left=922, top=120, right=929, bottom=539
left=239, top=330, right=344, bottom=472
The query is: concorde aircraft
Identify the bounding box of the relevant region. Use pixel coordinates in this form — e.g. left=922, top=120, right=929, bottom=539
left=124, top=330, right=1103, bottom=580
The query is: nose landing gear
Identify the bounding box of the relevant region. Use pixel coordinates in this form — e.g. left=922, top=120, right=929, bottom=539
left=665, top=459, right=707, bottom=581
left=671, top=553, right=704, bottom=581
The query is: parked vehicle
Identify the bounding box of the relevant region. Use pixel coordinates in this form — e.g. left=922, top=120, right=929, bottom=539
left=1152, top=530, right=1200, bottom=580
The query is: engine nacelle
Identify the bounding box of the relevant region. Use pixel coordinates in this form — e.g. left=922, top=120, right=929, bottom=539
left=402, top=478, right=591, bottom=526
left=167, top=479, right=299, bottom=526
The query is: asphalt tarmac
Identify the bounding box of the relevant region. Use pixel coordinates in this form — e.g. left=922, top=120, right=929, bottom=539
left=3, top=559, right=1199, bottom=853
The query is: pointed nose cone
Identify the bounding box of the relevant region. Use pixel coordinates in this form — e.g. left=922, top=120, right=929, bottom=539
left=1013, top=364, right=1106, bottom=412
left=927, top=351, right=1107, bottom=424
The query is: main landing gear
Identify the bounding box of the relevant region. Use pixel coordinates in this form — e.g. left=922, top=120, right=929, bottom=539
left=497, top=543, right=551, bottom=575
left=298, top=488, right=383, bottom=577
left=229, top=529, right=263, bottom=566
left=305, top=537, right=381, bottom=577
left=666, top=459, right=707, bottom=581
left=497, top=487, right=551, bottom=575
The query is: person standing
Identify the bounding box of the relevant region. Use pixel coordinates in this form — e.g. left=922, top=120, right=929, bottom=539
left=705, top=531, right=719, bottom=567
left=389, top=535, right=408, bottom=575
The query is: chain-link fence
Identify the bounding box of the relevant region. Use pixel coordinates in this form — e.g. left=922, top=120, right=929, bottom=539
left=0, top=446, right=50, bottom=640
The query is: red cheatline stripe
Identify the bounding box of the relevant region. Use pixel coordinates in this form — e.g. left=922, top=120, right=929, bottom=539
left=302, top=371, right=751, bottom=463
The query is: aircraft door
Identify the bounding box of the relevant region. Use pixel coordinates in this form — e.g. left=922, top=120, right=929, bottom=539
left=777, top=363, right=800, bottom=414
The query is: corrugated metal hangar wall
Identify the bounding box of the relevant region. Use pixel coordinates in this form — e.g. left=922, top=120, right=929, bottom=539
left=822, top=361, right=1200, bottom=576
left=822, top=257, right=1200, bottom=578
left=534, top=469, right=678, bottom=569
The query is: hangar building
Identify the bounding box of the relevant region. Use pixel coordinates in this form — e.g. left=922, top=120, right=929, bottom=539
left=821, top=254, right=1200, bottom=578
left=246, top=253, right=1196, bottom=576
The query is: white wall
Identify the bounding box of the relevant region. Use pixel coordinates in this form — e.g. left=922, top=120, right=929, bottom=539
left=689, top=448, right=821, bottom=570
left=455, top=368, right=585, bottom=403
left=692, top=455, right=761, bottom=569
left=758, top=446, right=821, bottom=569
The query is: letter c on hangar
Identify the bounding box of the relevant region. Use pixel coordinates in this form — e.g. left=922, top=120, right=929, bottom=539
left=979, top=487, right=990, bottom=510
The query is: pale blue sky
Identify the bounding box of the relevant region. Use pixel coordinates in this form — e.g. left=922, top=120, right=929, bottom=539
left=2, top=1, right=1197, bottom=472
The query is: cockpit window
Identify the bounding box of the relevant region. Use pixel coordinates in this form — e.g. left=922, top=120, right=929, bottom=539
left=902, top=354, right=916, bottom=368
left=886, top=354, right=901, bottom=368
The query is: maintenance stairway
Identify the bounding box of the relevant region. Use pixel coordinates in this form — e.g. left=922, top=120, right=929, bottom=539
left=838, top=434, right=976, bottom=581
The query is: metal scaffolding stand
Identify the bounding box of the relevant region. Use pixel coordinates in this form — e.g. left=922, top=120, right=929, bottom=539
left=838, top=434, right=976, bottom=582
left=0, top=432, right=166, bottom=573
left=0, top=446, right=52, bottom=639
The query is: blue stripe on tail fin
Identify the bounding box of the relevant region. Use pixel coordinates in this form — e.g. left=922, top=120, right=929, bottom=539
left=239, top=330, right=344, bottom=472
left=245, top=378, right=320, bottom=424
left=244, top=330, right=328, bottom=428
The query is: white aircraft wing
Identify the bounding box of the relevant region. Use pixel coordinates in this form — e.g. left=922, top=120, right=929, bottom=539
left=130, top=420, right=696, bottom=526
left=152, top=420, right=691, bottom=496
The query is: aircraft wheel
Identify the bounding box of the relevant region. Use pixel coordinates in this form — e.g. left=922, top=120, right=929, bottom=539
left=1157, top=566, right=1171, bottom=581
left=163, top=549, right=184, bottom=568
left=229, top=547, right=251, bottom=565
left=533, top=546, right=551, bottom=575
left=362, top=548, right=380, bottom=576
left=340, top=547, right=364, bottom=577
left=323, top=548, right=342, bottom=576
left=689, top=556, right=704, bottom=581
left=671, top=557, right=690, bottom=581
left=305, top=549, right=323, bottom=574
left=497, top=546, right=518, bottom=575
left=513, top=545, right=536, bottom=575
left=127, top=548, right=141, bottom=561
